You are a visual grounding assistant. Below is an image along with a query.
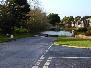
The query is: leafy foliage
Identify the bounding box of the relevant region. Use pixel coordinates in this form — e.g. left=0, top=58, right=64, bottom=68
left=61, top=16, right=74, bottom=27
left=0, top=0, right=30, bottom=34
left=48, top=13, right=60, bottom=26
left=85, top=27, right=91, bottom=36
left=76, top=27, right=87, bottom=32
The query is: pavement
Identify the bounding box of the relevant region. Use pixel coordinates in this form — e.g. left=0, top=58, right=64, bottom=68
left=0, top=37, right=91, bottom=68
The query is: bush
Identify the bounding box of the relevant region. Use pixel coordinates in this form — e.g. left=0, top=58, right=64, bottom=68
left=48, top=35, right=58, bottom=37
left=87, top=27, right=91, bottom=32
left=85, top=27, right=91, bottom=36
left=15, top=27, right=28, bottom=33
left=85, top=31, right=91, bottom=36
left=49, top=28, right=57, bottom=31
left=77, top=27, right=87, bottom=32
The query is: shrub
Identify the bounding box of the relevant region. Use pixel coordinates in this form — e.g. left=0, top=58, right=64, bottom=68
left=77, top=27, right=87, bottom=32
left=48, top=35, right=58, bottom=37
left=15, top=27, right=28, bottom=33
left=85, top=27, right=91, bottom=36
left=49, top=28, right=56, bottom=31
left=85, top=31, right=91, bottom=36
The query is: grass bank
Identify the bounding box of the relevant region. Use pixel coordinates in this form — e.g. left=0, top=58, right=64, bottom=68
left=55, top=38, right=91, bottom=47
left=0, top=33, right=34, bottom=43
left=0, top=35, right=9, bottom=43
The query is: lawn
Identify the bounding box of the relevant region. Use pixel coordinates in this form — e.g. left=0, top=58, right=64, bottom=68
left=55, top=38, right=91, bottom=47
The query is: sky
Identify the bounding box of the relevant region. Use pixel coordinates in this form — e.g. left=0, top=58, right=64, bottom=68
left=39, top=0, right=91, bottom=18
left=0, top=0, right=91, bottom=18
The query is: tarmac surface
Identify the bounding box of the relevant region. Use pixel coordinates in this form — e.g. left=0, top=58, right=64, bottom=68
left=0, top=37, right=91, bottom=68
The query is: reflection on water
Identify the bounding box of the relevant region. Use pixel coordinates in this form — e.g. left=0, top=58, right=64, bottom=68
left=42, top=31, right=72, bottom=36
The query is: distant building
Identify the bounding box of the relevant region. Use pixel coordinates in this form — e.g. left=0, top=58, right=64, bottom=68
left=86, top=18, right=91, bottom=26
left=72, top=20, right=84, bottom=28
left=71, top=18, right=91, bottom=28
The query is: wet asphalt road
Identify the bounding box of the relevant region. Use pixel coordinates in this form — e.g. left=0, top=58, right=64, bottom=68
left=0, top=37, right=91, bottom=68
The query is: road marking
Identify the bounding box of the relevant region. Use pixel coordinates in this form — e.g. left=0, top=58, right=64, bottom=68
left=34, top=55, right=45, bottom=66
left=36, top=61, right=41, bottom=65
left=32, top=56, right=91, bottom=68
left=32, top=55, right=45, bottom=68
left=40, top=55, right=45, bottom=60
left=32, top=42, right=53, bottom=68
left=44, top=57, right=52, bottom=65
left=45, top=42, right=53, bottom=53
left=43, top=57, right=52, bottom=68
left=37, top=59, right=43, bottom=62
left=53, top=57, right=91, bottom=59
left=43, top=66, right=48, bottom=68
left=32, top=66, right=38, bottom=68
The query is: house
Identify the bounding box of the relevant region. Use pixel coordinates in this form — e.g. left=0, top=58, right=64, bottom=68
left=71, top=20, right=84, bottom=28
left=86, top=18, right=91, bottom=26
left=71, top=18, right=91, bottom=28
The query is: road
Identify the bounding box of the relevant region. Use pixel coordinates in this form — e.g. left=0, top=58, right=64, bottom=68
left=0, top=37, right=91, bottom=68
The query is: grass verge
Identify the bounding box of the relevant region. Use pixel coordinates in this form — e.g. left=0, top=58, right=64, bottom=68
left=55, top=38, right=91, bottom=47
left=0, top=33, right=34, bottom=43
left=0, top=35, right=9, bottom=42
left=15, top=33, right=33, bottom=39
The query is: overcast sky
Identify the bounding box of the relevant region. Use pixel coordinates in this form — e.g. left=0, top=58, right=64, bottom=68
left=39, top=0, right=91, bottom=18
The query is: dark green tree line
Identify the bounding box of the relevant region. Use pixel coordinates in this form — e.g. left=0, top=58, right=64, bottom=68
left=0, top=0, right=30, bottom=34
left=0, top=0, right=49, bottom=34
left=47, top=13, right=60, bottom=26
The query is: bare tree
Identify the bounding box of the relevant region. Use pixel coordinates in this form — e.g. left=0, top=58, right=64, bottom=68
left=27, top=8, right=48, bottom=32
left=28, top=0, right=40, bottom=9
left=0, top=0, right=6, bottom=5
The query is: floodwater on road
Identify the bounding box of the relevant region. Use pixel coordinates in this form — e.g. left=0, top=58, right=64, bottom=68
left=42, top=31, right=72, bottom=36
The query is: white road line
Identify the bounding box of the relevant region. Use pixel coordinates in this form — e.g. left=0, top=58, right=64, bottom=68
left=45, top=42, right=53, bottom=53
left=40, top=55, right=45, bottom=60
left=32, top=42, right=53, bottom=68
left=43, top=57, right=52, bottom=68
left=53, top=57, right=91, bottom=59
left=32, top=66, right=38, bottom=68
left=48, top=43, right=53, bottom=50
left=32, top=55, right=45, bottom=68
left=36, top=61, right=41, bottom=65
left=44, top=57, right=52, bottom=65
left=43, top=66, right=48, bottom=68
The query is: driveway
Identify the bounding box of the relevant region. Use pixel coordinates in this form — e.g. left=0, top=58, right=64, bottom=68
left=0, top=37, right=91, bottom=68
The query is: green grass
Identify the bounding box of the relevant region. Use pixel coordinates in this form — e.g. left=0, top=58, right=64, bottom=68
left=59, top=35, right=67, bottom=37
left=0, top=33, right=33, bottom=43
left=15, top=33, right=33, bottom=39
left=0, top=35, right=9, bottom=42
left=55, top=38, right=91, bottom=47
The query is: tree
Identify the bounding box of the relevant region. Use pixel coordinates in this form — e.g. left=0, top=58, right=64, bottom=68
left=0, top=3, right=14, bottom=34
left=61, top=16, right=74, bottom=27
left=75, top=16, right=81, bottom=22
left=68, top=16, right=74, bottom=27
left=0, top=0, right=30, bottom=34
left=48, top=13, right=60, bottom=26
left=69, top=16, right=74, bottom=22
left=27, top=8, right=48, bottom=32
left=7, top=0, right=30, bottom=27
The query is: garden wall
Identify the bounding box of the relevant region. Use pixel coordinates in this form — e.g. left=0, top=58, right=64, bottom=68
left=75, top=35, right=91, bottom=39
